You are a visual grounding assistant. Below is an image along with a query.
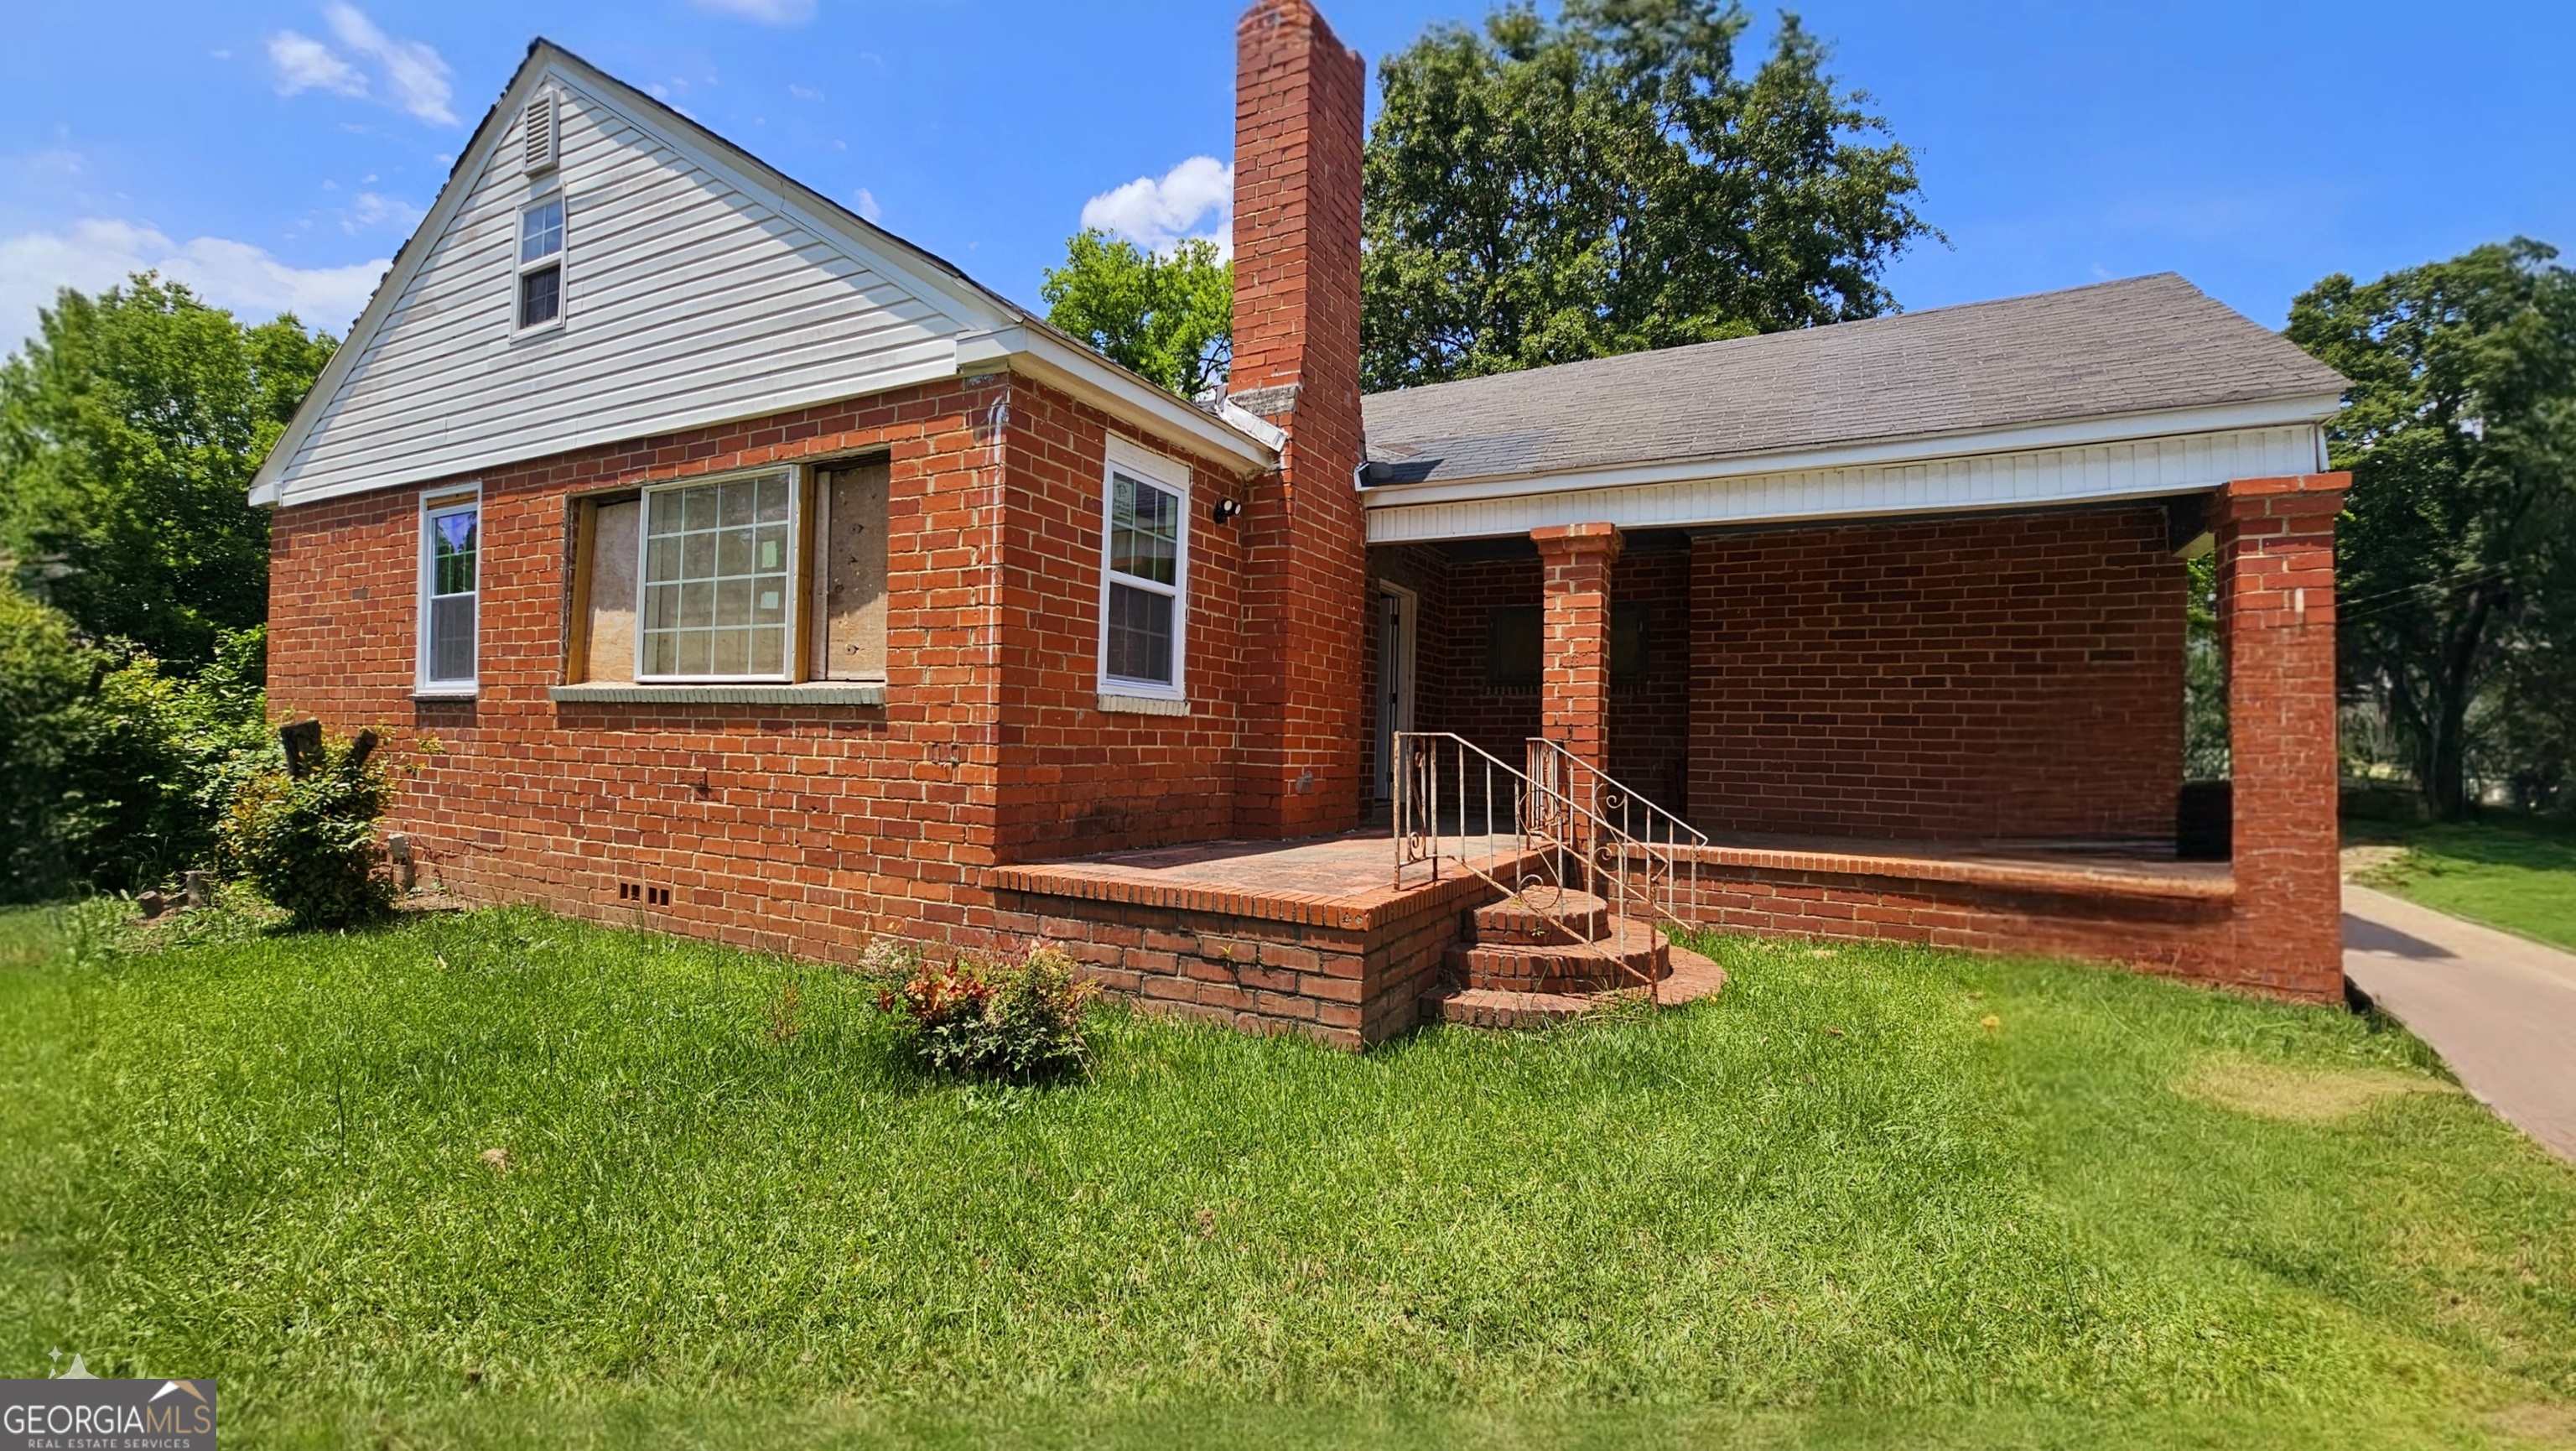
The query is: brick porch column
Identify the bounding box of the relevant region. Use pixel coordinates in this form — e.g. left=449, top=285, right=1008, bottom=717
left=1533, top=522, right=1622, bottom=774
left=2215, top=472, right=2350, bottom=1001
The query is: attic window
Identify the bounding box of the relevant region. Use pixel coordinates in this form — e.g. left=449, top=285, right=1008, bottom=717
left=522, top=91, right=558, bottom=174
left=517, top=197, right=564, bottom=330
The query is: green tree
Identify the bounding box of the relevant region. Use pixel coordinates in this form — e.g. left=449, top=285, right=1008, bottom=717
left=1041, top=231, right=1233, bottom=398
left=2288, top=239, right=2576, bottom=819
left=0, top=273, right=335, bottom=668
left=1360, top=0, right=1935, bottom=392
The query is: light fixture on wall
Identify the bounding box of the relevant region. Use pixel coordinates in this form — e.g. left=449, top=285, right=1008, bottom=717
left=1212, top=497, right=1244, bottom=524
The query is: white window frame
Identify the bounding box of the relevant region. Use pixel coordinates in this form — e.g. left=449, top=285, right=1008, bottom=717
left=416, top=485, right=483, bottom=697
left=1095, top=436, right=1191, bottom=700
left=631, top=465, right=805, bottom=685
left=514, top=190, right=567, bottom=335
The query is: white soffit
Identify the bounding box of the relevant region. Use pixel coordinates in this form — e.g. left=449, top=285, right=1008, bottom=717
left=1362, top=421, right=2329, bottom=545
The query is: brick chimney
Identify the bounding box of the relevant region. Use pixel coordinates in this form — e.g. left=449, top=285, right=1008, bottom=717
left=1228, top=0, right=1368, bottom=837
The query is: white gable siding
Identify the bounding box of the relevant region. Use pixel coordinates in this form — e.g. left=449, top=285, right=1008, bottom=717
left=273, top=75, right=972, bottom=505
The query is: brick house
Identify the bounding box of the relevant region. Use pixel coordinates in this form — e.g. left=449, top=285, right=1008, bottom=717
left=256, top=0, right=2353, bottom=1046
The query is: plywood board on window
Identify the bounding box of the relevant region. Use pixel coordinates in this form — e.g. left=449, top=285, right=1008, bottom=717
left=584, top=499, right=639, bottom=683
left=813, top=460, right=888, bottom=679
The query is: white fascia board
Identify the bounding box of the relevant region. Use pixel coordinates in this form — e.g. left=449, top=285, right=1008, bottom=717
left=1358, top=393, right=2347, bottom=511
left=958, top=326, right=1278, bottom=476
left=1362, top=422, right=2326, bottom=545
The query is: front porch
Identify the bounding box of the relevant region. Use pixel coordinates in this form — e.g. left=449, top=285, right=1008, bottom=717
left=988, top=826, right=1735, bottom=1046
left=1354, top=474, right=2349, bottom=1007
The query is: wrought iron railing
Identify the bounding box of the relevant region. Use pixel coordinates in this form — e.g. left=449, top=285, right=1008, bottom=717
left=1391, top=731, right=1707, bottom=1001
left=1523, top=737, right=1707, bottom=932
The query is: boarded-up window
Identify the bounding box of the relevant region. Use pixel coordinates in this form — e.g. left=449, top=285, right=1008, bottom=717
left=811, top=460, right=888, bottom=680
left=580, top=499, right=639, bottom=683
left=564, top=457, right=889, bottom=686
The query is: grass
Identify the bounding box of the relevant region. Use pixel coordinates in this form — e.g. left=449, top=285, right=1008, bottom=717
left=2352, top=814, right=2576, bottom=952
left=1, top=903, right=2573, bottom=1449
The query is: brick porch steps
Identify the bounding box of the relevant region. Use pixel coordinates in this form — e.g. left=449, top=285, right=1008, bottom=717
left=1426, top=942, right=1727, bottom=1027
left=1447, top=918, right=1671, bottom=993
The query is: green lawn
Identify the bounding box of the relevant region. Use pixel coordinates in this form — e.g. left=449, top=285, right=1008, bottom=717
left=3, top=903, right=2573, bottom=1449
left=2355, top=815, right=2576, bottom=952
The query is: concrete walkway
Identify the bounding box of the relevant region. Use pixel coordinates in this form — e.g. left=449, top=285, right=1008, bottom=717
left=2344, top=883, right=2576, bottom=1161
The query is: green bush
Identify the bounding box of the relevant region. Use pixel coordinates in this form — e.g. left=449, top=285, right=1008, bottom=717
left=0, top=585, right=273, bottom=902
left=218, top=726, right=397, bottom=929
left=0, top=584, right=92, bottom=902
left=879, top=943, right=1097, bottom=1082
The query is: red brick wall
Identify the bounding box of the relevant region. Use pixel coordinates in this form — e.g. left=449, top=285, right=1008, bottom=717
left=267, top=376, right=1263, bottom=965
left=1690, top=507, right=2187, bottom=841
left=1417, top=554, right=1541, bottom=766
left=1534, top=523, right=1620, bottom=772
left=1608, top=544, right=1693, bottom=817
left=1229, top=0, right=1371, bottom=836
left=1665, top=859, right=2238, bottom=981
left=1363, top=541, right=1692, bottom=815
left=989, top=384, right=1253, bottom=861
left=2215, top=474, right=2349, bottom=1001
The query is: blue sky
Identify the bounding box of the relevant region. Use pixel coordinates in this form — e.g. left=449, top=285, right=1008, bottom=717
left=2, top=0, right=2568, bottom=359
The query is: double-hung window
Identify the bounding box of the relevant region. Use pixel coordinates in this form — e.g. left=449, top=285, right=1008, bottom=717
left=517, top=195, right=564, bottom=330
left=418, top=489, right=480, bottom=694
left=639, top=471, right=797, bottom=680
left=1097, top=441, right=1189, bottom=697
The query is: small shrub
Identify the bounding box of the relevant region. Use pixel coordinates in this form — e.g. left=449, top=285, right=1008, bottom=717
left=880, top=944, right=1098, bottom=1083
left=219, top=726, right=397, bottom=930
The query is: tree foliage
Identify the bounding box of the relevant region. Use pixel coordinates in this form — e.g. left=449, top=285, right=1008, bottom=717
left=1041, top=231, right=1233, bottom=398
left=0, top=579, right=272, bottom=902
left=2288, top=239, right=2576, bottom=818
left=1359, top=0, right=1935, bottom=392
left=0, top=273, right=335, bottom=668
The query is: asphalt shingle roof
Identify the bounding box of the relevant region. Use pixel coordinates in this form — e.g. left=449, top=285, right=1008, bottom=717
left=1358, top=273, right=2348, bottom=486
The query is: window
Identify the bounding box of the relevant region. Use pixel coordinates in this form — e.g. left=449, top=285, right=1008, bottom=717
left=1485, top=602, right=1645, bottom=693
left=640, top=471, right=797, bottom=680
left=567, top=460, right=891, bottom=689
left=1486, top=606, right=1541, bottom=692
left=1097, top=445, right=1188, bottom=694
left=418, top=491, right=480, bottom=692
left=517, top=195, right=564, bottom=330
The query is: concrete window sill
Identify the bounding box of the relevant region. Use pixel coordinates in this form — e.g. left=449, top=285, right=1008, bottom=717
left=1098, top=692, right=1190, bottom=717
left=550, top=681, right=887, bottom=706
left=410, top=687, right=480, bottom=702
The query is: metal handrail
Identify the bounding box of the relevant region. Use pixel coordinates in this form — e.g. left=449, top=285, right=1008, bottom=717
left=1524, top=738, right=1706, bottom=931
left=1392, top=731, right=1701, bottom=1001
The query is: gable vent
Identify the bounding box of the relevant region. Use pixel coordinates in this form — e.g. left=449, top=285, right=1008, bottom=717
left=522, top=90, right=559, bottom=174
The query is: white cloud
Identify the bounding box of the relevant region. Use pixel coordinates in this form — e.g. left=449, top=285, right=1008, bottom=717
left=692, top=0, right=818, bottom=25
left=0, top=219, right=391, bottom=354
left=344, top=191, right=421, bottom=234
left=1079, top=156, right=1233, bottom=257
left=268, top=29, right=366, bottom=99
left=325, top=3, right=456, bottom=125
left=851, top=188, right=882, bottom=223
left=265, top=4, right=454, bottom=125
left=787, top=84, right=824, bottom=101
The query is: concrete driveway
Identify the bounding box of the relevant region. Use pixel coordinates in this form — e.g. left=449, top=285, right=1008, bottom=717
left=2344, top=883, right=2576, bottom=1162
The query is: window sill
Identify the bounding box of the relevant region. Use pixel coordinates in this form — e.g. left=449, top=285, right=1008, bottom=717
left=411, top=686, right=479, bottom=701
left=1098, top=692, right=1190, bottom=717
left=551, top=681, right=886, bottom=706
